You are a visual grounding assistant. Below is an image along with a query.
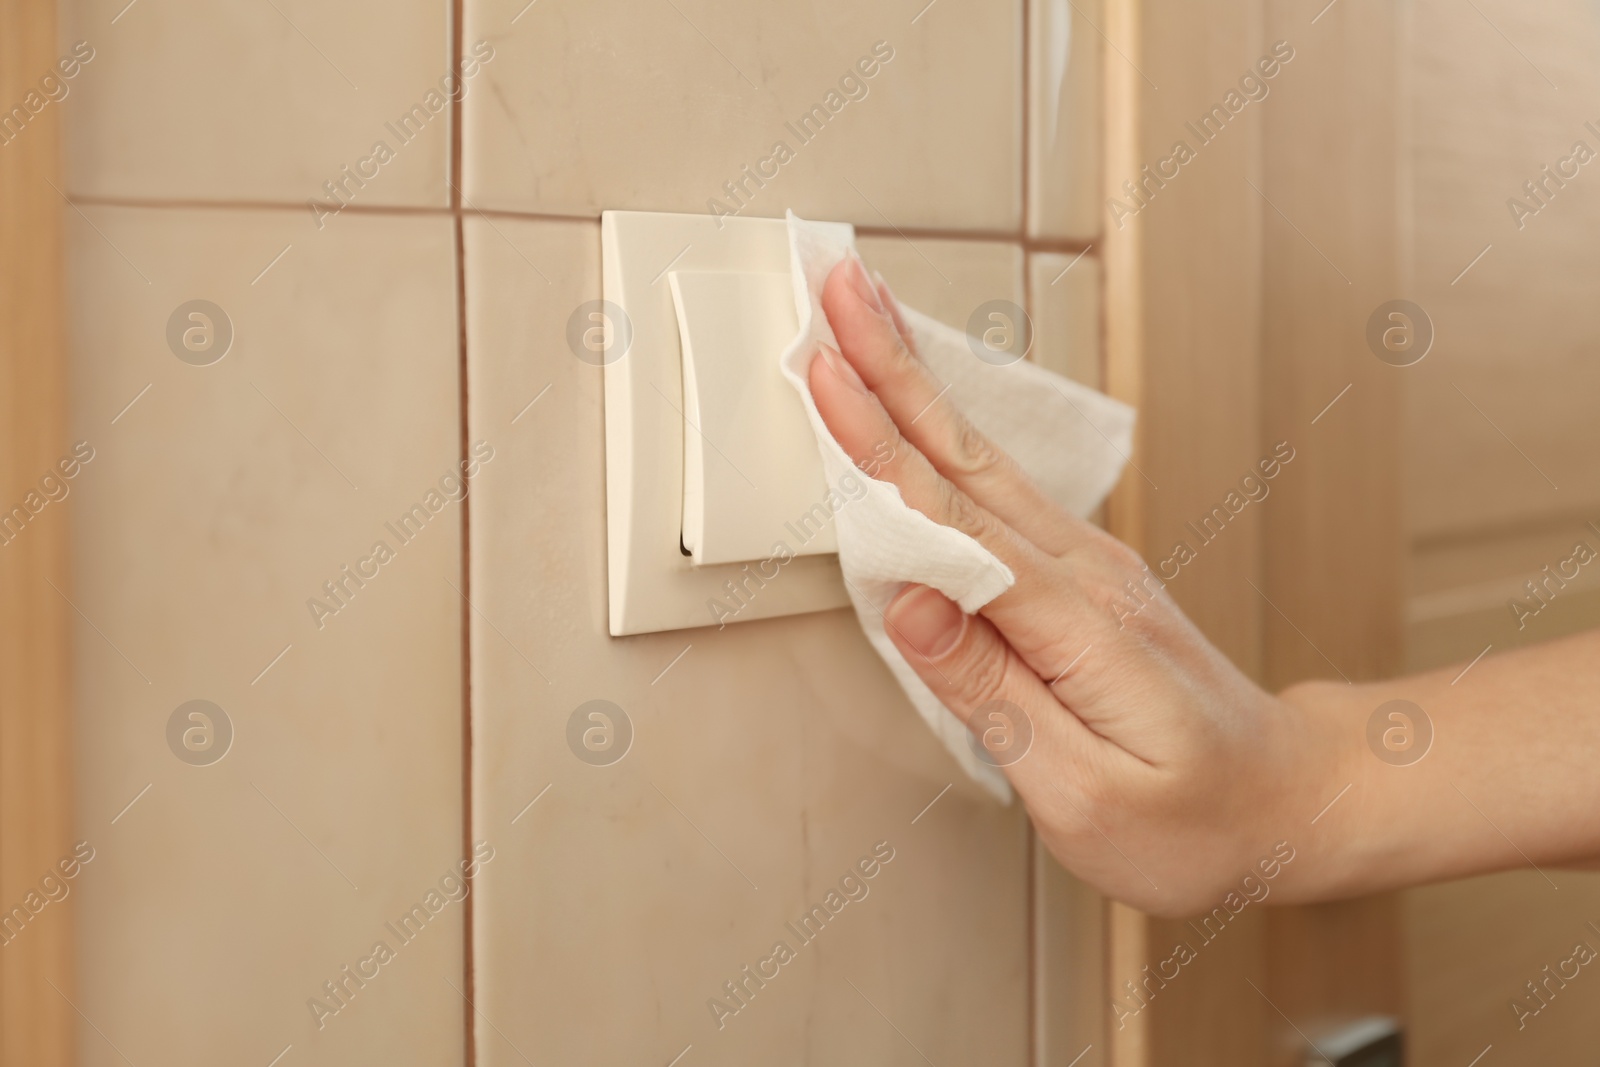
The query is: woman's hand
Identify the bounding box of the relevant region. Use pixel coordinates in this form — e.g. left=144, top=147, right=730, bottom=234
left=809, top=255, right=1343, bottom=917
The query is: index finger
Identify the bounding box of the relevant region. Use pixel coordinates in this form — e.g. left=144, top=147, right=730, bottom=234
left=822, top=255, right=1096, bottom=558
left=809, top=341, right=1115, bottom=672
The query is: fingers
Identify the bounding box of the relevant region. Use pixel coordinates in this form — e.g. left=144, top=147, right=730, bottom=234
left=811, top=345, right=1113, bottom=671
left=872, top=270, right=914, bottom=349
left=822, top=256, right=1093, bottom=557
left=810, top=339, right=1043, bottom=586
left=883, top=584, right=1101, bottom=791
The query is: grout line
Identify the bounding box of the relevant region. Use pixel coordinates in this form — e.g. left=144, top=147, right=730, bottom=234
left=449, top=0, right=475, bottom=1061
left=452, top=0, right=465, bottom=215
left=455, top=211, right=479, bottom=1067
left=70, top=194, right=458, bottom=217
left=66, top=194, right=1101, bottom=253
left=857, top=222, right=1095, bottom=254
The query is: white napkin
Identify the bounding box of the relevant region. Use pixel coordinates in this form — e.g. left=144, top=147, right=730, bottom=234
left=778, top=211, right=1135, bottom=801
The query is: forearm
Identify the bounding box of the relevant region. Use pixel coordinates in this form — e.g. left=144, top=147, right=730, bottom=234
left=1280, top=629, right=1600, bottom=901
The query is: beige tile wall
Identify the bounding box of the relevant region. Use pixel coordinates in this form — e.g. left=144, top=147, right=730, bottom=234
left=465, top=218, right=1033, bottom=1067
left=59, top=0, right=1107, bottom=1063
left=65, top=207, right=465, bottom=1066
left=1029, top=0, right=1103, bottom=240
left=461, top=0, right=1024, bottom=229
left=61, top=0, right=453, bottom=205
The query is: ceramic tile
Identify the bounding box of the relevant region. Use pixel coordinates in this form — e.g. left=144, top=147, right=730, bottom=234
left=64, top=206, right=464, bottom=1066
left=856, top=235, right=1026, bottom=331
left=1028, top=250, right=1101, bottom=387
left=1028, top=0, right=1103, bottom=239
left=465, top=216, right=1030, bottom=1065
left=61, top=0, right=451, bottom=206
left=461, top=0, right=1022, bottom=230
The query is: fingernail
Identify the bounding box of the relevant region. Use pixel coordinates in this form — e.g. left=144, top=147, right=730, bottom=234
left=818, top=343, right=868, bottom=394
left=872, top=270, right=901, bottom=315
left=847, top=252, right=885, bottom=313
left=873, top=269, right=912, bottom=344
left=887, top=585, right=966, bottom=661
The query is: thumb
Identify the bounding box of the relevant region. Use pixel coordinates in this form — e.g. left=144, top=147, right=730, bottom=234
left=884, top=584, right=1090, bottom=782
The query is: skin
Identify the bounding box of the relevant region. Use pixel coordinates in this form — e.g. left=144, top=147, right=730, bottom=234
left=808, top=253, right=1600, bottom=919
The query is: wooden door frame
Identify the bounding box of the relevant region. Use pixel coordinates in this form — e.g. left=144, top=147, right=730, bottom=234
left=0, top=0, right=75, bottom=1063
left=1102, top=0, right=1405, bottom=1063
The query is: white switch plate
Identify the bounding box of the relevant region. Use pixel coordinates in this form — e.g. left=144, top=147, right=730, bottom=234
left=670, top=269, right=838, bottom=566
left=601, top=211, right=852, bottom=637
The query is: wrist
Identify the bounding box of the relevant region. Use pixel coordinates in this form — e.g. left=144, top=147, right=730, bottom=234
left=1271, top=678, right=1390, bottom=903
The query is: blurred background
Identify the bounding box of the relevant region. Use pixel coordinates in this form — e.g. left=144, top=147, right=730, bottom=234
left=1, top=0, right=1597, bottom=1064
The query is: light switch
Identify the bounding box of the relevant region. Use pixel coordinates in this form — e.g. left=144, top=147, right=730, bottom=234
left=669, top=269, right=836, bottom=566
left=601, top=211, right=851, bottom=636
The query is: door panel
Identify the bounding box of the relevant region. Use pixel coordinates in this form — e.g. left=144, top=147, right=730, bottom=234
left=1401, top=1, right=1600, bottom=1063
